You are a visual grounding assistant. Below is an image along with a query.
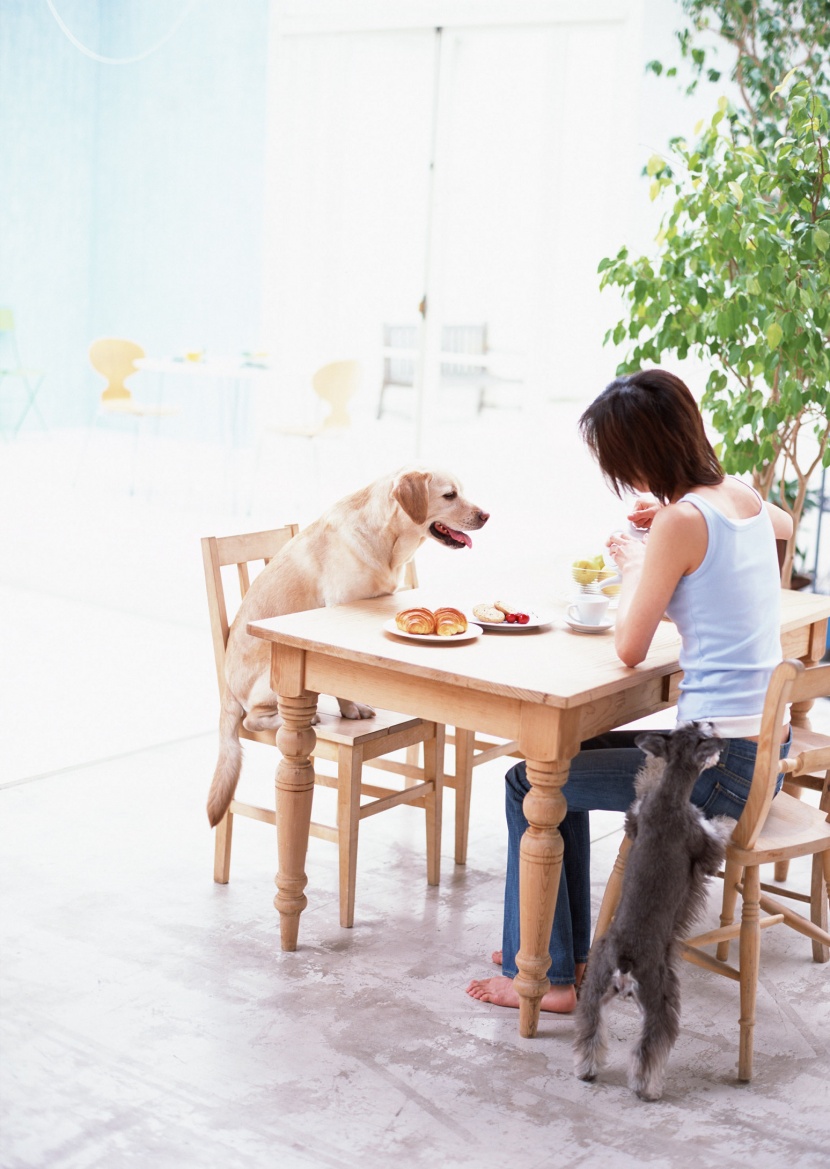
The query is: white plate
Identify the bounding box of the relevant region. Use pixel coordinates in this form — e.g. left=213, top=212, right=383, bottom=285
left=565, top=617, right=615, bottom=635
left=468, top=607, right=555, bottom=631
left=384, top=618, right=482, bottom=643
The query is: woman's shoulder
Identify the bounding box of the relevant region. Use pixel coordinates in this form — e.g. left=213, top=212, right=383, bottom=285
left=653, top=498, right=708, bottom=534
left=650, top=499, right=709, bottom=572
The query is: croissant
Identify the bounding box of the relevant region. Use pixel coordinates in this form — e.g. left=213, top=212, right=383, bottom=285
left=433, top=606, right=468, bottom=636
left=396, top=607, right=437, bottom=635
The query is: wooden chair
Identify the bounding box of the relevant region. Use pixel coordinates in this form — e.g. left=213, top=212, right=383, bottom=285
left=593, top=658, right=830, bottom=1082
left=443, top=728, right=522, bottom=864
left=201, top=527, right=444, bottom=928
left=377, top=323, right=496, bottom=418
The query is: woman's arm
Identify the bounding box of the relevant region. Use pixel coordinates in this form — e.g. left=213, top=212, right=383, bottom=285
left=610, top=504, right=706, bottom=667
left=765, top=500, right=794, bottom=541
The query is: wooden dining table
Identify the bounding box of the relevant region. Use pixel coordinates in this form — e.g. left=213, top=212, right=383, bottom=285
left=248, top=586, right=830, bottom=1039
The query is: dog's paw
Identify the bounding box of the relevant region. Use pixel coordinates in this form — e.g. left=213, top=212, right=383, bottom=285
left=337, top=699, right=376, bottom=720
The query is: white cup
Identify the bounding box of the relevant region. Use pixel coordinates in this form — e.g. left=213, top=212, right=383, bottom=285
left=568, top=594, right=611, bottom=626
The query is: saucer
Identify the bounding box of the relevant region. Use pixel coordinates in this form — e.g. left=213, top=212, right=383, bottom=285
left=565, top=617, right=614, bottom=635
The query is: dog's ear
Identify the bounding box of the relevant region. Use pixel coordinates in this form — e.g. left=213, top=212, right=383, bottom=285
left=634, top=732, right=668, bottom=760
left=393, top=470, right=431, bottom=526
left=686, top=721, right=723, bottom=771
left=694, top=738, right=723, bottom=771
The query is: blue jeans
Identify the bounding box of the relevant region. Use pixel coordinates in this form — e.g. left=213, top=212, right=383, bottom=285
left=501, top=729, right=790, bottom=985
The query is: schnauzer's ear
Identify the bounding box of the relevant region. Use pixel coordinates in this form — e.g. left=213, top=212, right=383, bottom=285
left=634, top=732, right=669, bottom=760
left=694, top=737, right=723, bottom=771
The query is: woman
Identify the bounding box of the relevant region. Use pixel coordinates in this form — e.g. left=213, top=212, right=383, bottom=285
left=467, top=368, right=793, bottom=1014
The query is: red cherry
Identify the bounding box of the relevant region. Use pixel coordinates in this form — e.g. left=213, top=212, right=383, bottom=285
left=516, top=612, right=530, bottom=624
left=506, top=612, right=517, bottom=623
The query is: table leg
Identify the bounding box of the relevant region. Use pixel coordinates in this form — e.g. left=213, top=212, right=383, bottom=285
left=274, top=690, right=319, bottom=951
left=513, top=756, right=569, bottom=1038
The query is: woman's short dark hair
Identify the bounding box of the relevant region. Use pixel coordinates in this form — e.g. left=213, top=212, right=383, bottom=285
left=578, top=369, right=724, bottom=502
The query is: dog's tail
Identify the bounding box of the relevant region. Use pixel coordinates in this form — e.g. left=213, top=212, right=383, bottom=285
left=207, top=687, right=245, bottom=827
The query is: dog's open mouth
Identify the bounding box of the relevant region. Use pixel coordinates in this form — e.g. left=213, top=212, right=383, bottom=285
left=429, top=521, right=472, bottom=549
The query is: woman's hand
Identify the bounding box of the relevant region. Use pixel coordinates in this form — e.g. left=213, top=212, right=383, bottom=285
left=605, top=530, right=647, bottom=577
left=626, top=497, right=662, bottom=534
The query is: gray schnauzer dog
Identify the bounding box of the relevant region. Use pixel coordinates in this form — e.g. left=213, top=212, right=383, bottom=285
left=573, top=722, right=735, bottom=1101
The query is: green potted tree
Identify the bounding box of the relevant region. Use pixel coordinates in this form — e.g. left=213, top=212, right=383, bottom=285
left=599, top=1, right=830, bottom=586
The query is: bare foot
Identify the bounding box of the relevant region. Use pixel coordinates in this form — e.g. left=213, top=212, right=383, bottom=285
left=465, top=975, right=577, bottom=1014
left=490, top=954, right=585, bottom=983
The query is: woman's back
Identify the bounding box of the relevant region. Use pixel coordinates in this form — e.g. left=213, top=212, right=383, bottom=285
left=666, top=479, right=781, bottom=735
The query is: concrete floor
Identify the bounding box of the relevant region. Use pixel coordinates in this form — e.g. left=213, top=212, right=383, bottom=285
left=2, top=411, right=828, bottom=1169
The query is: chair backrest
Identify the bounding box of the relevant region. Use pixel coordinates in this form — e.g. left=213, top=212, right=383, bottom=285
left=89, top=337, right=145, bottom=402
left=201, top=526, right=300, bottom=696
left=735, top=659, right=830, bottom=849
left=382, top=324, right=418, bottom=388
left=381, top=323, right=489, bottom=387
left=312, top=360, right=360, bottom=430
left=439, top=323, right=488, bottom=378
left=201, top=527, right=419, bottom=697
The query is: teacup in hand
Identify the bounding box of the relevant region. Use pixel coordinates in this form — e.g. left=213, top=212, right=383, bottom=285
left=568, top=594, right=611, bottom=626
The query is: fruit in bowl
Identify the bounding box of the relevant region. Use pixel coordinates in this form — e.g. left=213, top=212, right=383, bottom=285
left=571, top=555, right=616, bottom=587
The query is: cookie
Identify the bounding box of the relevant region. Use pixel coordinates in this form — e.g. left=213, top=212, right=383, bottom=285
left=472, top=604, right=505, bottom=623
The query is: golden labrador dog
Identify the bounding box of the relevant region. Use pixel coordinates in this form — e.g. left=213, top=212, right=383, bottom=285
left=207, top=465, right=489, bottom=826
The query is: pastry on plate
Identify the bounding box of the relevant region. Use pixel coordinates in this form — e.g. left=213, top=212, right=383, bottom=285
left=494, top=600, right=519, bottom=616
left=472, top=603, right=505, bottom=623
left=395, top=607, right=437, bottom=635
left=433, top=606, right=468, bottom=636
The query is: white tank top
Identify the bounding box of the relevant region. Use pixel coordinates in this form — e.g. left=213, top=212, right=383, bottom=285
left=665, top=484, right=782, bottom=737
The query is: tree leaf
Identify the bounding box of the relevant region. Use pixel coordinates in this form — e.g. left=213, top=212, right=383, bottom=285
left=766, top=322, right=783, bottom=349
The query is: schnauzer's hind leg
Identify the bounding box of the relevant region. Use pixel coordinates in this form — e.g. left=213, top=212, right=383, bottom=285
left=573, top=941, right=615, bottom=1082
left=628, top=962, right=681, bottom=1101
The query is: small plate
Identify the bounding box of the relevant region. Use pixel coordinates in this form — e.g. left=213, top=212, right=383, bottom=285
left=383, top=618, right=482, bottom=643
left=565, top=618, right=615, bottom=635
left=468, top=608, right=555, bottom=631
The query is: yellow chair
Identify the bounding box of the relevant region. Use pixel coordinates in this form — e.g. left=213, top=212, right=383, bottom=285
left=593, top=658, right=830, bottom=1082
left=201, top=527, right=444, bottom=927
left=88, top=338, right=178, bottom=418
left=0, top=307, right=47, bottom=436
left=86, top=338, right=179, bottom=493
left=278, top=359, right=360, bottom=437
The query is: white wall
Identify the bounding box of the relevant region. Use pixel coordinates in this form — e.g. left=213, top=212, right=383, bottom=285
left=260, top=1, right=653, bottom=430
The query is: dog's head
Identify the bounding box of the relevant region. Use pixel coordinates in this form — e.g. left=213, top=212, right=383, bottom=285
left=636, top=723, right=722, bottom=769
left=392, top=466, right=489, bottom=549
left=634, top=723, right=723, bottom=797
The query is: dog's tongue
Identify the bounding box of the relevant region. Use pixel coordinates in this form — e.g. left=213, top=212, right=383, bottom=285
left=447, top=527, right=472, bottom=548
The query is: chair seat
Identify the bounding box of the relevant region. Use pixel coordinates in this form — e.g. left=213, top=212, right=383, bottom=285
left=1, top=365, right=43, bottom=377
left=730, top=789, right=830, bottom=865
left=102, top=400, right=179, bottom=417
left=241, top=705, right=427, bottom=749
left=786, top=725, right=830, bottom=792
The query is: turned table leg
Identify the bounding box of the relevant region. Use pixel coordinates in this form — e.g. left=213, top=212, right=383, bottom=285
left=274, top=690, right=319, bottom=951
left=513, top=756, right=569, bottom=1038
